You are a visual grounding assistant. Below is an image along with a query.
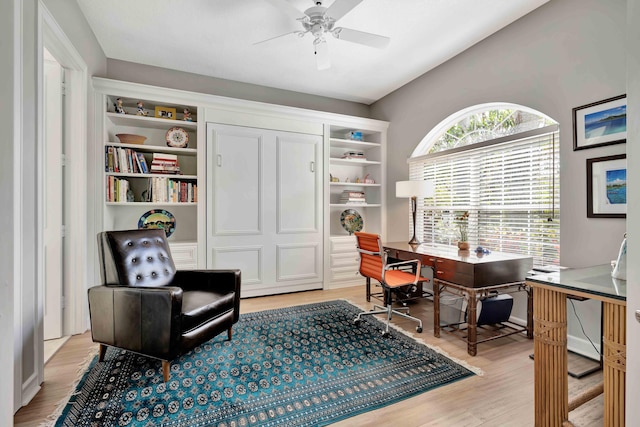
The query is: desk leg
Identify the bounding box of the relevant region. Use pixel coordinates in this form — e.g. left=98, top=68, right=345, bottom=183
left=527, top=286, right=534, bottom=339
left=533, top=286, right=568, bottom=426
left=433, top=280, right=440, bottom=338
left=466, top=289, right=478, bottom=356
left=603, top=302, right=625, bottom=427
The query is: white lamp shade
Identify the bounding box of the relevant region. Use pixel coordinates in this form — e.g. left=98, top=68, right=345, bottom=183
left=396, top=180, right=435, bottom=198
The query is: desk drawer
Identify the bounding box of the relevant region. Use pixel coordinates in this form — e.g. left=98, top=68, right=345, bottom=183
left=434, top=258, right=474, bottom=287
left=331, top=253, right=359, bottom=268
left=385, top=249, right=436, bottom=268
left=330, top=236, right=358, bottom=254
left=331, top=266, right=361, bottom=283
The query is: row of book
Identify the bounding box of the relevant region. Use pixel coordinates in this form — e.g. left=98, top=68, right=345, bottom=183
left=105, top=176, right=197, bottom=203
left=105, top=146, right=182, bottom=175
left=105, top=146, right=149, bottom=174
left=145, top=177, right=197, bottom=203
left=106, top=176, right=132, bottom=202
left=339, top=190, right=366, bottom=204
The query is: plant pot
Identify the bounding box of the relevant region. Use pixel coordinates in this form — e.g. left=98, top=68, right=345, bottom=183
left=457, top=241, right=470, bottom=250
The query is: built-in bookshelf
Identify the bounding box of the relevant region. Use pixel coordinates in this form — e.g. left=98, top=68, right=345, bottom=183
left=94, top=78, right=204, bottom=266
left=325, top=121, right=387, bottom=287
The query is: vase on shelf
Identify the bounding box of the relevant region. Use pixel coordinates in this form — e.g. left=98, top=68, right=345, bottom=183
left=457, top=241, right=470, bottom=250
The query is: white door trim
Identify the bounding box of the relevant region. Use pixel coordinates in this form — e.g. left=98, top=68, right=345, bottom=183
left=24, top=1, right=89, bottom=406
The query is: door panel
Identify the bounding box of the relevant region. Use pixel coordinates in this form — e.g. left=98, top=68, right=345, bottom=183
left=276, top=243, right=321, bottom=281
left=207, top=123, right=323, bottom=296
left=277, top=135, right=319, bottom=234
left=212, top=246, right=263, bottom=285
left=212, top=129, right=262, bottom=235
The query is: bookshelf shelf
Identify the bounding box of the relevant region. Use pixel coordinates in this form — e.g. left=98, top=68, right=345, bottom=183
left=105, top=142, right=197, bottom=156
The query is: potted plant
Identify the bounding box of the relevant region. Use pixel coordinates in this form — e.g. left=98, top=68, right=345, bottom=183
left=456, top=211, right=469, bottom=250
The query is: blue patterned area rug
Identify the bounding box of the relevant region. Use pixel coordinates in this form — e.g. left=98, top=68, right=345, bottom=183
left=54, top=300, right=476, bottom=426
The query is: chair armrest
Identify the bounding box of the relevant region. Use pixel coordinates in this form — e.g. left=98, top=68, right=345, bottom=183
left=88, top=285, right=183, bottom=360
left=386, top=259, right=421, bottom=270
left=173, top=269, right=241, bottom=294
left=173, top=269, right=241, bottom=321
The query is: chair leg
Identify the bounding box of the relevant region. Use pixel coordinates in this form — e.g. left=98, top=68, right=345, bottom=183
left=366, top=277, right=371, bottom=302
left=354, top=287, right=424, bottom=335
left=98, top=344, right=107, bottom=362
left=228, top=327, right=233, bottom=340
left=162, top=360, right=171, bottom=382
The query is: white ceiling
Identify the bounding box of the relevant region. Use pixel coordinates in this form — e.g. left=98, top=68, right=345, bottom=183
left=76, top=0, right=549, bottom=104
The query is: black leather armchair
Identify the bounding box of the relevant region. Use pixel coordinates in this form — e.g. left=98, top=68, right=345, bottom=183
left=88, top=229, right=241, bottom=381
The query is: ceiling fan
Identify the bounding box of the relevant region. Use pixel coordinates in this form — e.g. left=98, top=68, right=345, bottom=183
left=258, top=0, right=390, bottom=70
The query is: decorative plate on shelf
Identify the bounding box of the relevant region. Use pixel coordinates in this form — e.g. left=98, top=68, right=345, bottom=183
left=165, top=127, right=189, bottom=148
left=340, top=209, right=363, bottom=235
left=138, top=209, right=176, bottom=237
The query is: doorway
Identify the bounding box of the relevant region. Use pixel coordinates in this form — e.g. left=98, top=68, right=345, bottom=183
left=38, top=1, right=89, bottom=372
left=42, top=48, right=68, bottom=361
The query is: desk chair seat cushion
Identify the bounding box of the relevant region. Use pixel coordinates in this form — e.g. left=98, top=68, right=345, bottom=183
left=384, top=269, right=429, bottom=287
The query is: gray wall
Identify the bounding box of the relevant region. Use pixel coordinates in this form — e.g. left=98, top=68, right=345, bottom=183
left=370, top=0, right=627, bottom=356
left=6, top=0, right=107, bottom=413
left=371, top=0, right=626, bottom=264
left=106, top=59, right=370, bottom=118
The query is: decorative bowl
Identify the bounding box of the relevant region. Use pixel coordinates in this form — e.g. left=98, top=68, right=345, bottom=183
left=116, top=133, right=147, bottom=145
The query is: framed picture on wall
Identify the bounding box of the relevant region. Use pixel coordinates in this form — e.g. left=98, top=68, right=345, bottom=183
left=587, top=154, right=626, bottom=218
left=573, top=95, right=626, bottom=151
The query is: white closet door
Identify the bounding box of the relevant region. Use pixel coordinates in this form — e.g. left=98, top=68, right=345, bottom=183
left=207, top=123, right=323, bottom=297
left=274, top=133, right=323, bottom=286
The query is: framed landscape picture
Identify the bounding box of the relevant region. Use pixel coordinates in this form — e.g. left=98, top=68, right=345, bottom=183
left=587, top=154, right=626, bottom=218
left=573, top=95, right=626, bottom=151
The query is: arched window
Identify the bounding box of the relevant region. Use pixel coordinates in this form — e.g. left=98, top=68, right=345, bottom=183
left=409, top=103, right=559, bottom=266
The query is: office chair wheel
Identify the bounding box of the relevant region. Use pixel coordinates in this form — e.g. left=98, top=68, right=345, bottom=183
left=354, top=318, right=361, bottom=325
left=381, top=331, right=390, bottom=338
left=416, top=326, right=423, bottom=333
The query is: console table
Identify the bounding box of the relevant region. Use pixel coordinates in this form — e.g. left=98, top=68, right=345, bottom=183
left=383, top=242, right=533, bottom=356
left=527, top=265, right=626, bottom=427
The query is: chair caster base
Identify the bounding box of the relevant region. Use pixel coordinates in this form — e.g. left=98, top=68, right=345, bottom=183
left=353, top=318, right=361, bottom=325
left=416, top=326, right=423, bottom=333
left=381, top=331, right=390, bottom=338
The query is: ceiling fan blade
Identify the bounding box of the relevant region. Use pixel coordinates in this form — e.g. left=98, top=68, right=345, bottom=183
left=325, top=0, right=363, bottom=21
left=332, top=27, right=390, bottom=49
left=262, top=0, right=305, bottom=20
left=254, top=30, right=305, bottom=45
left=315, top=41, right=331, bottom=70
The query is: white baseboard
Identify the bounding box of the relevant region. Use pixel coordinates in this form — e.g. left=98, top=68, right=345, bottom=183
left=567, top=334, right=601, bottom=360
left=324, top=281, right=362, bottom=290
left=21, top=372, right=40, bottom=407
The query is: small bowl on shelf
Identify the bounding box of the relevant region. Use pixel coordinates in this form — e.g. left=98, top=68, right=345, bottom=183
left=116, top=133, right=147, bottom=145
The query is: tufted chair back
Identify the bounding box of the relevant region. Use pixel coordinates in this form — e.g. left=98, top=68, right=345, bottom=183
left=98, top=229, right=176, bottom=288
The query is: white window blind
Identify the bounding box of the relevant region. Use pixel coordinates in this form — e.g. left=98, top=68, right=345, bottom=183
left=409, top=127, right=560, bottom=267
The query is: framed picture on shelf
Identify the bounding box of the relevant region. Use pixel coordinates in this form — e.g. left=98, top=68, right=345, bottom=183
left=154, top=106, right=177, bottom=120
left=573, top=95, right=626, bottom=151
left=587, top=154, right=626, bottom=218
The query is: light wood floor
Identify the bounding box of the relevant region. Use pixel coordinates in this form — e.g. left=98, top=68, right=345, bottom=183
left=14, top=285, right=604, bottom=427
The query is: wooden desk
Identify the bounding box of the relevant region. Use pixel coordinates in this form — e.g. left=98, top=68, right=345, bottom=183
left=383, top=242, right=533, bottom=355
left=527, top=265, right=626, bottom=427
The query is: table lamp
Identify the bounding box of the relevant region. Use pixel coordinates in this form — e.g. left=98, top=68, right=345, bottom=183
left=396, top=180, right=435, bottom=245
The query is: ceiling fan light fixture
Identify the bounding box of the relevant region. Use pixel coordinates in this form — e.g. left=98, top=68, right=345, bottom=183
left=259, top=0, right=389, bottom=67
